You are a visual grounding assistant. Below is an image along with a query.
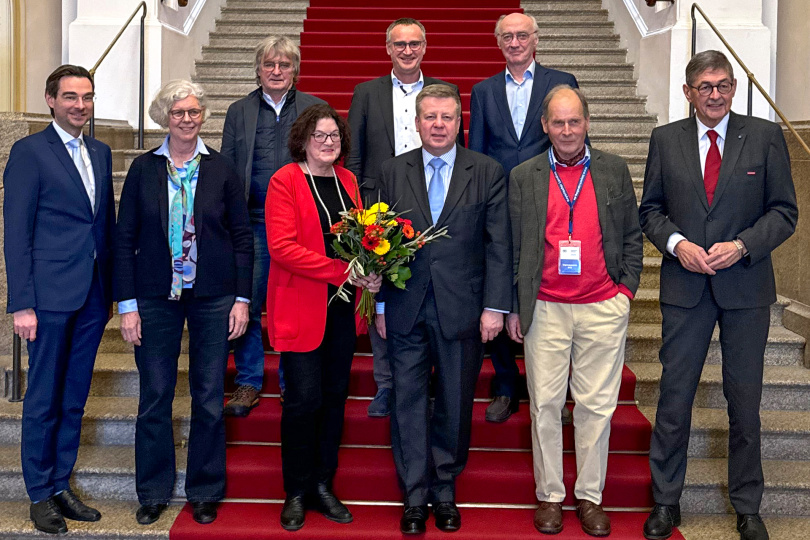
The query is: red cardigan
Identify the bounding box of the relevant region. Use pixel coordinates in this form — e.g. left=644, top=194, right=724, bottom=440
left=265, top=162, right=364, bottom=352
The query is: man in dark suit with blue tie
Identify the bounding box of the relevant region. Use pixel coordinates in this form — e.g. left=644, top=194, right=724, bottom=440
left=639, top=51, right=797, bottom=540
left=468, top=12, right=581, bottom=423
left=4, top=65, right=115, bottom=535
left=375, top=84, right=511, bottom=534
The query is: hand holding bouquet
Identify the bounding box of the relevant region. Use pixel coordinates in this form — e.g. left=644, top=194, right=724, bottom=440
left=330, top=202, right=449, bottom=323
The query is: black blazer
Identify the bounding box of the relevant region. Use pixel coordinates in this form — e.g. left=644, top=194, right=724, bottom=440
left=114, top=146, right=253, bottom=302
left=378, top=146, right=511, bottom=340
left=4, top=124, right=115, bottom=312
left=345, top=75, right=465, bottom=199
left=639, top=112, right=797, bottom=310
left=220, top=87, right=326, bottom=199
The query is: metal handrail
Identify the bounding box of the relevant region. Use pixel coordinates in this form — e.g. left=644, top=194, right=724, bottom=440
left=88, top=1, right=147, bottom=150
left=9, top=2, right=148, bottom=403
left=691, top=3, right=810, bottom=157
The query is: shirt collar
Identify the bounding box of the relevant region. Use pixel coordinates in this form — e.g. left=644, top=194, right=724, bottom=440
left=696, top=113, right=730, bottom=142
left=154, top=135, right=209, bottom=166
left=262, top=89, right=289, bottom=109
left=51, top=120, right=84, bottom=146
left=422, top=144, right=457, bottom=169
left=551, top=145, right=590, bottom=167
left=391, top=71, right=425, bottom=93
left=505, top=61, right=536, bottom=84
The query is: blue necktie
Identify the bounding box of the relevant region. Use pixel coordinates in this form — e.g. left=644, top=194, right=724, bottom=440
left=428, top=157, right=446, bottom=224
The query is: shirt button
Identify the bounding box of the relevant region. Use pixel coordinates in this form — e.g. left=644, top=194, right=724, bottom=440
left=707, top=216, right=713, bottom=222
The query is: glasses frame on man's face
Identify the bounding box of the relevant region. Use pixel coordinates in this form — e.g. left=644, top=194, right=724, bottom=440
left=390, top=40, right=424, bottom=53
left=262, top=61, right=293, bottom=72
left=169, top=108, right=203, bottom=121
left=689, top=80, right=734, bottom=96
left=498, top=31, right=537, bottom=45
left=311, top=131, right=342, bottom=144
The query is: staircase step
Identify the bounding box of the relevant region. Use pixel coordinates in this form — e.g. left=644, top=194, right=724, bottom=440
left=629, top=289, right=788, bottom=325
left=169, top=503, right=679, bottom=540
left=630, top=362, right=810, bottom=411
left=678, top=513, right=810, bottom=539
left=638, top=406, right=810, bottom=460
left=217, top=8, right=306, bottom=23
left=298, top=32, right=621, bottom=49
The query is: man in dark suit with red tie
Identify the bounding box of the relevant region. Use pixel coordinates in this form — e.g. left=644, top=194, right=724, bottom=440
left=639, top=50, right=798, bottom=540
left=4, top=65, right=115, bottom=535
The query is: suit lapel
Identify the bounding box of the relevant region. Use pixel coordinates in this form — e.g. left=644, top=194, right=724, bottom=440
left=243, top=90, right=261, bottom=177
left=194, top=151, right=213, bottom=242
left=45, top=125, right=93, bottom=216
left=493, top=71, right=519, bottom=144
left=532, top=153, right=551, bottom=284
left=378, top=77, right=396, bottom=153
left=86, top=139, right=104, bottom=218
left=405, top=151, right=432, bottom=225
left=588, top=149, right=610, bottom=239
left=523, top=62, right=548, bottom=140
left=437, top=147, right=473, bottom=226
left=712, top=112, right=745, bottom=207
left=155, top=154, right=170, bottom=242
left=678, top=117, right=710, bottom=212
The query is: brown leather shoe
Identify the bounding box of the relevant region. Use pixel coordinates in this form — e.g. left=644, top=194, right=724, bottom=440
left=577, top=500, right=611, bottom=537
left=224, top=385, right=260, bottom=417
left=534, top=501, right=563, bottom=534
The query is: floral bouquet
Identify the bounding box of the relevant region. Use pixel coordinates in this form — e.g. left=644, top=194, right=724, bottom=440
left=329, top=201, right=449, bottom=324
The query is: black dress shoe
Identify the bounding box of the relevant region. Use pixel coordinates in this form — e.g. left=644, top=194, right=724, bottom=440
left=280, top=494, right=306, bottom=531
left=400, top=505, right=429, bottom=535
left=54, top=489, right=101, bottom=522
left=191, top=502, right=217, bottom=524
left=737, top=514, right=769, bottom=540
left=433, top=502, right=461, bottom=532
left=643, top=504, right=681, bottom=540
left=30, top=498, right=67, bottom=535
left=136, top=503, right=167, bottom=525
left=311, top=483, right=352, bottom=523
left=485, top=396, right=518, bottom=423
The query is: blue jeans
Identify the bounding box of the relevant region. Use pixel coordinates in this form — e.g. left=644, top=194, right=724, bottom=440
left=232, top=221, right=271, bottom=391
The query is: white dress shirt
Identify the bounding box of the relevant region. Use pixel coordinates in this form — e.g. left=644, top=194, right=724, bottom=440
left=392, top=71, right=424, bottom=156
left=52, top=120, right=95, bottom=210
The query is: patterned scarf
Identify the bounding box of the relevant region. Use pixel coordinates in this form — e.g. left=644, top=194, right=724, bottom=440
left=167, top=155, right=201, bottom=300
left=552, top=145, right=587, bottom=167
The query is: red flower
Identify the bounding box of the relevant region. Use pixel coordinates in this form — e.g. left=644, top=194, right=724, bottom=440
left=395, top=217, right=412, bottom=226
left=402, top=224, right=415, bottom=239
left=330, top=221, right=348, bottom=234
left=365, top=224, right=384, bottom=238
left=362, top=235, right=381, bottom=251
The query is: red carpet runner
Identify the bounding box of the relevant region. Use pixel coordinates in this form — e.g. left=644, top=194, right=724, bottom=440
left=171, top=1, right=683, bottom=538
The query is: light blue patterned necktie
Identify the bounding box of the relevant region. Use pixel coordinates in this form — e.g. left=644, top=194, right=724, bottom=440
left=67, top=138, right=94, bottom=212
left=428, top=157, right=446, bottom=224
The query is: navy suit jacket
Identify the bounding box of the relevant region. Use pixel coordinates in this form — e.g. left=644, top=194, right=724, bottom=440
left=468, top=63, right=581, bottom=178
left=4, top=123, right=115, bottom=313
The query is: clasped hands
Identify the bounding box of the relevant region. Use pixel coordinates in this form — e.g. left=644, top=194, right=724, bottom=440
left=674, top=239, right=744, bottom=275
left=348, top=271, right=382, bottom=293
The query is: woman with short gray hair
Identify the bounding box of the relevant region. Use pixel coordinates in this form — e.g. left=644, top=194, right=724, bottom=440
left=115, top=79, right=253, bottom=527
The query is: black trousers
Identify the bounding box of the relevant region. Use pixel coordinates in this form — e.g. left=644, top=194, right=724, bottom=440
left=280, top=296, right=356, bottom=495
left=389, top=285, right=484, bottom=507
left=649, top=281, right=769, bottom=514
left=134, top=292, right=233, bottom=504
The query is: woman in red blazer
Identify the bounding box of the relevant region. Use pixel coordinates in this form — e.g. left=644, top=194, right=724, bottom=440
left=266, top=104, right=380, bottom=531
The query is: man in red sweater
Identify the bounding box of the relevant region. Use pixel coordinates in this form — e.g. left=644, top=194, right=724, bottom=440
left=506, top=86, right=643, bottom=537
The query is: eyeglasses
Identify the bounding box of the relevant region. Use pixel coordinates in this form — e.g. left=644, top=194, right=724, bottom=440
left=169, top=108, right=203, bottom=120
left=60, top=93, right=96, bottom=104
left=262, top=61, right=293, bottom=72
left=689, top=81, right=734, bottom=96
left=390, top=40, right=424, bottom=52
left=498, top=31, right=536, bottom=44
left=311, top=131, right=341, bottom=143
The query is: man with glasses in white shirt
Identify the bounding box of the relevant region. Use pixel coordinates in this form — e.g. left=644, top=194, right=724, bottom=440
left=346, top=18, right=463, bottom=419
left=469, top=12, right=583, bottom=424
left=220, top=36, right=325, bottom=417
left=4, top=64, right=115, bottom=535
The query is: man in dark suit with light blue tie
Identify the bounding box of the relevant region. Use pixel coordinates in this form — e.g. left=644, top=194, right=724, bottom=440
left=4, top=65, right=115, bottom=535
left=468, top=12, right=581, bottom=423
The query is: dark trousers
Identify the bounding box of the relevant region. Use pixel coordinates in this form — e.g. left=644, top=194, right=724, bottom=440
left=22, top=267, right=107, bottom=502
left=487, top=330, right=519, bottom=398
left=650, top=281, right=769, bottom=514
left=280, top=296, right=356, bottom=495
left=134, top=292, right=233, bottom=505
left=389, top=285, right=484, bottom=506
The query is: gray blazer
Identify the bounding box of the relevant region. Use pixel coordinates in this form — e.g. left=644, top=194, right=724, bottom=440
left=509, top=147, right=643, bottom=334
left=345, top=75, right=465, bottom=199
left=220, top=87, right=326, bottom=199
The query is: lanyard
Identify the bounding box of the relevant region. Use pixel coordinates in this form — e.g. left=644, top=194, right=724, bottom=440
left=548, top=150, right=590, bottom=241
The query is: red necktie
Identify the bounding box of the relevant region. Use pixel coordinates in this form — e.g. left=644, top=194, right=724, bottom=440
left=704, top=129, right=721, bottom=205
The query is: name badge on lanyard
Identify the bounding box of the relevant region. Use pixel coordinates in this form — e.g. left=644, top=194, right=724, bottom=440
left=549, top=151, right=590, bottom=276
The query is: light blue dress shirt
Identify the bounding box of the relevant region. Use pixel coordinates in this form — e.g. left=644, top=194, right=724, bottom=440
left=505, top=61, right=536, bottom=140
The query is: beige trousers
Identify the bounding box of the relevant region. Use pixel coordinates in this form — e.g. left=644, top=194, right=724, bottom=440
left=523, top=294, right=630, bottom=504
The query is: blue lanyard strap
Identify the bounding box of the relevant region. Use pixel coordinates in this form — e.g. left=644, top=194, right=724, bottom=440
left=548, top=150, right=590, bottom=240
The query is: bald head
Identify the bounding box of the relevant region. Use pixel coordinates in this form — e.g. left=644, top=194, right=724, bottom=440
left=495, top=13, right=539, bottom=76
